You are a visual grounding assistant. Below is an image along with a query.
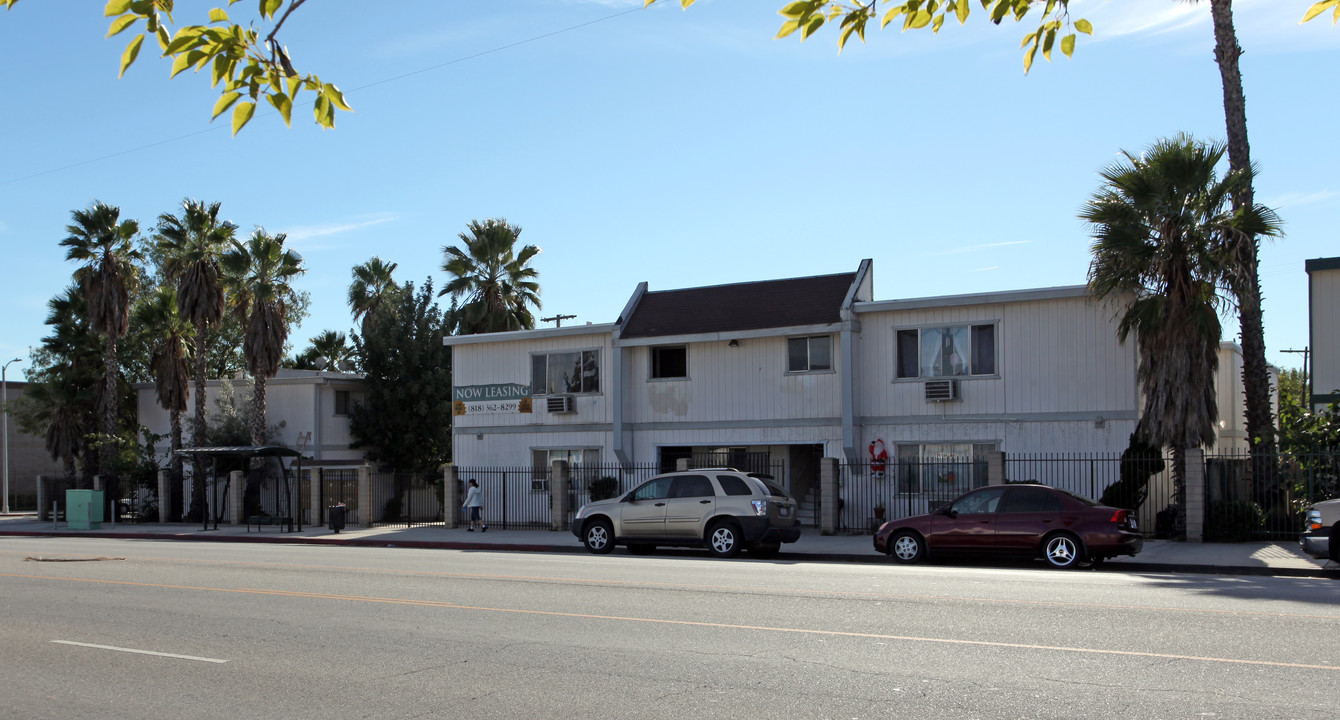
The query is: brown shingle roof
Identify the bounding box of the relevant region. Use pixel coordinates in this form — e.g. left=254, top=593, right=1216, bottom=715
left=619, top=272, right=855, bottom=339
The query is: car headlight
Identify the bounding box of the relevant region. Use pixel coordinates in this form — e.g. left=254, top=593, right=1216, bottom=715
left=575, top=506, right=588, bottom=520
left=1306, top=509, right=1321, bottom=531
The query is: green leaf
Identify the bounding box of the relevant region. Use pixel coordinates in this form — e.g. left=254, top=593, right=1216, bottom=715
left=156, top=25, right=170, bottom=51
left=1042, top=27, right=1055, bottom=61
left=908, top=9, right=932, bottom=29
left=1023, top=43, right=1037, bottom=74
left=118, top=33, right=144, bottom=77
left=1075, top=18, right=1093, bottom=35
left=932, top=12, right=944, bottom=33
left=881, top=6, right=904, bottom=28
left=266, top=91, right=292, bottom=126
left=322, top=83, right=353, bottom=111
left=231, top=99, right=255, bottom=135
left=313, top=93, right=334, bottom=129
left=1060, top=32, right=1075, bottom=57
left=260, top=0, right=282, bottom=19
left=779, top=1, right=811, bottom=19
left=169, top=51, right=193, bottom=78
left=801, top=14, right=824, bottom=39
left=211, top=91, right=241, bottom=120
left=106, top=14, right=137, bottom=38
left=209, top=8, right=229, bottom=23
left=955, top=0, right=969, bottom=24
left=776, top=18, right=801, bottom=38
left=103, top=0, right=132, bottom=17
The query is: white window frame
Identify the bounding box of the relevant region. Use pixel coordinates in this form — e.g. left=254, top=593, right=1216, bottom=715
left=787, top=334, right=833, bottom=374
left=531, top=348, right=601, bottom=396
left=894, top=322, right=998, bottom=380
left=650, top=345, right=689, bottom=381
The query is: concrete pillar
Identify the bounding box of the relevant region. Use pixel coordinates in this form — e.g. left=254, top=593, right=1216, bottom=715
left=228, top=470, right=244, bottom=525
left=444, top=466, right=461, bottom=529
left=988, top=451, right=1006, bottom=486
left=551, top=459, right=570, bottom=532
left=1184, top=447, right=1205, bottom=543
left=819, top=457, right=839, bottom=536
left=36, top=475, right=49, bottom=521
left=676, top=457, right=689, bottom=472
left=157, top=470, right=170, bottom=524
left=357, top=464, right=372, bottom=528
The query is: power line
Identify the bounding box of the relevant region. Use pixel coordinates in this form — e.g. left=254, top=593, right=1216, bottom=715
left=1, top=5, right=647, bottom=187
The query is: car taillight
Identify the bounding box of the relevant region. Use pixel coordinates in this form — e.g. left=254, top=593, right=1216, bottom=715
left=1110, top=509, right=1135, bottom=529
left=751, top=499, right=768, bottom=516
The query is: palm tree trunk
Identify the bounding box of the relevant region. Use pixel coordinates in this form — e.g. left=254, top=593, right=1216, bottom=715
left=251, top=373, right=267, bottom=447
left=1171, top=444, right=1187, bottom=540
left=189, top=318, right=209, bottom=522
left=102, top=336, right=119, bottom=494
left=169, top=407, right=184, bottom=522
left=1209, top=0, right=1277, bottom=469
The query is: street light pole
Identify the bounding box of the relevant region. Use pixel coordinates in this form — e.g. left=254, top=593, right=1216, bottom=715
left=3, top=357, right=22, bottom=515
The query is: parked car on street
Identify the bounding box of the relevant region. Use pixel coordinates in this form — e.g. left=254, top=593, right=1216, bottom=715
left=1300, top=497, right=1340, bottom=561
left=572, top=469, right=802, bottom=558
left=872, top=484, right=1143, bottom=569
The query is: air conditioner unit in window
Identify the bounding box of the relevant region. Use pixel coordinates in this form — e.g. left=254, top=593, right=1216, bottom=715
left=546, top=395, right=575, bottom=413
left=924, top=379, right=960, bottom=402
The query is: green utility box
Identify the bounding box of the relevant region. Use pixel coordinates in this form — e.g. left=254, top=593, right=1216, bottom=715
left=66, top=489, right=104, bottom=530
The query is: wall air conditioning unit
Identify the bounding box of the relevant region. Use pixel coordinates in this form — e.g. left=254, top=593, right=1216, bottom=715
left=546, top=395, right=576, bottom=414
left=924, top=379, right=960, bottom=402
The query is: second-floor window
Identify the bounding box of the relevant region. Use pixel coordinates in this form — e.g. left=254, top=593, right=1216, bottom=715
left=531, top=350, right=600, bottom=395
left=334, top=390, right=351, bottom=415
left=788, top=335, right=832, bottom=373
left=651, top=346, right=688, bottom=379
left=896, top=324, right=996, bottom=379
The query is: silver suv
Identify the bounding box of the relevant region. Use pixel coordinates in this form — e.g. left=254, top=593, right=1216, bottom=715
left=572, top=469, right=802, bottom=558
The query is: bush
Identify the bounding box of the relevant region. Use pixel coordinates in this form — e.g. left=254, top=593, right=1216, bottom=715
left=1203, top=500, right=1264, bottom=542
left=588, top=476, right=620, bottom=501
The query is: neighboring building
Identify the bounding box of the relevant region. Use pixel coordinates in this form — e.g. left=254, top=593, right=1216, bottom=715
left=1307, top=256, right=1340, bottom=411
left=1211, top=342, right=1279, bottom=454
left=134, top=368, right=368, bottom=468
left=2, top=381, right=66, bottom=508
left=445, top=261, right=1151, bottom=494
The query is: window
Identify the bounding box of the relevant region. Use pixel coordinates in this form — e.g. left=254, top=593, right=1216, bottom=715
left=788, top=335, right=832, bottom=373
left=531, top=350, right=600, bottom=395
left=651, top=346, right=688, bottom=379
left=716, top=475, right=753, bottom=496
left=631, top=477, right=673, bottom=502
left=896, top=443, right=995, bottom=493
left=670, top=475, right=714, bottom=498
left=949, top=487, right=1006, bottom=515
left=896, top=324, right=996, bottom=378
left=530, top=448, right=600, bottom=491
left=334, top=390, right=351, bottom=416
left=1000, top=488, right=1062, bottom=513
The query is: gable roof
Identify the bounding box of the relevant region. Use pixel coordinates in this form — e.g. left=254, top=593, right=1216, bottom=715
left=619, top=272, right=856, bottom=339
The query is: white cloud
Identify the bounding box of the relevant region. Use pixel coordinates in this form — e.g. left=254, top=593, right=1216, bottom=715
left=282, top=213, right=406, bottom=250
left=920, top=240, right=1031, bottom=257
left=1263, top=190, right=1339, bottom=209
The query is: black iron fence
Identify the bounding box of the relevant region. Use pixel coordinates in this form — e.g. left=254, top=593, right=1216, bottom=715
left=837, top=459, right=987, bottom=534
left=451, top=463, right=663, bottom=530
left=1006, top=453, right=1175, bottom=538
left=369, top=470, right=443, bottom=528
left=1203, top=449, right=1339, bottom=541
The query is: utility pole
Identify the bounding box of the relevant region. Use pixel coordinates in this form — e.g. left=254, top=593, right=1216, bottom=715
left=541, top=314, right=576, bottom=328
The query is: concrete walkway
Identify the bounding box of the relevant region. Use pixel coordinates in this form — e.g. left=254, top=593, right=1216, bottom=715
left=1, top=513, right=1334, bottom=578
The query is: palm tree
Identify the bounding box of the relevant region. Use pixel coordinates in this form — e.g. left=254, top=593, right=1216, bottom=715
left=310, top=330, right=353, bottom=371
left=222, top=229, right=306, bottom=447
left=348, top=257, right=399, bottom=332
left=34, top=287, right=103, bottom=486
left=135, top=286, right=193, bottom=519
left=1083, top=134, right=1282, bottom=537
left=439, top=218, right=541, bottom=335
left=61, top=202, right=141, bottom=484
left=156, top=199, right=236, bottom=520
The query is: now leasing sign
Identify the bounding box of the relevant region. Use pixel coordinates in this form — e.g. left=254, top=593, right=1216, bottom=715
left=452, top=383, right=532, bottom=416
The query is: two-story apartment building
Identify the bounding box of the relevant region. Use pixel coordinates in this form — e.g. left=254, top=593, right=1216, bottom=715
left=1307, top=256, right=1340, bottom=411
left=445, top=260, right=1148, bottom=491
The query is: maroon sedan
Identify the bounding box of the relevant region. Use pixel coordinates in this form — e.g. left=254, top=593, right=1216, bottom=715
left=872, top=484, right=1143, bottom=569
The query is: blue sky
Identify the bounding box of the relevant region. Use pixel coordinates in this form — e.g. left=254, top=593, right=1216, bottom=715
left=0, top=0, right=1334, bottom=381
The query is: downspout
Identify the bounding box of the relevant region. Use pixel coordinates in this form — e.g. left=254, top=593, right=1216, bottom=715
left=612, top=282, right=648, bottom=466
left=841, top=260, right=873, bottom=464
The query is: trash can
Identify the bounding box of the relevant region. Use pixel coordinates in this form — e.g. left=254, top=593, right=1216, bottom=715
left=328, top=504, right=346, bottom=533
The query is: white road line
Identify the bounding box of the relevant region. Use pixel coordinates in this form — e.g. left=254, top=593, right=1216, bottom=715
left=51, top=640, right=227, bottom=664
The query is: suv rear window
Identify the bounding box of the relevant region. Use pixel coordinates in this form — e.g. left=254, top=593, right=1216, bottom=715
left=716, top=475, right=753, bottom=496
left=761, top=481, right=791, bottom=499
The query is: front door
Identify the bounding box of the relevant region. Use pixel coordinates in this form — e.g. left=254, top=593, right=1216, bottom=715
left=619, top=477, right=672, bottom=537
left=664, top=475, right=716, bottom=538
left=929, top=487, right=1005, bottom=553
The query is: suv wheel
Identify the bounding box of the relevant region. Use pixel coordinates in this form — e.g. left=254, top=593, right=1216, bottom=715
left=707, top=521, right=742, bottom=558
left=583, top=520, right=615, bottom=554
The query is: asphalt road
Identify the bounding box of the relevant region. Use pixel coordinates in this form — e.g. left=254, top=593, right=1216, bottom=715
left=2, top=536, right=1337, bottom=719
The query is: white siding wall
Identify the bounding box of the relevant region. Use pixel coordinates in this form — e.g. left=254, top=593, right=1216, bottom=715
left=451, top=332, right=613, bottom=430
left=622, top=336, right=843, bottom=425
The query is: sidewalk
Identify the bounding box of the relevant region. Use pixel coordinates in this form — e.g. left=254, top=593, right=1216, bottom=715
left=1, top=513, right=1334, bottom=578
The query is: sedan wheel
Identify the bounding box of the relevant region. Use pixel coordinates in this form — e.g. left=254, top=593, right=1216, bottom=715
left=889, top=531, right=925, bottom=564
left=583, top=520, right=615, bottom=555
left=1043, top=533, right=1082, bottom=569
left=707, top=522, right=742, bottom=558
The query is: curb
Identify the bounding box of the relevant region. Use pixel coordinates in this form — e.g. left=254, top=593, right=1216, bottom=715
left=2, top=530, right=1335, bottom=579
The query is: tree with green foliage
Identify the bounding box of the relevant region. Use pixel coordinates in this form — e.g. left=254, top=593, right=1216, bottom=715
left=350, top=278, right=453, bottom=475
left=134, top=285, right=192, bottom=520
left=61, top=201, right=142, bottom=486
left=440, top=219, right=542, bottom=335
left=348, top=257, right=400, bottom=335
left=222, top=229, right=305, bottom=448
left=1083, top=134, right=1280, bottom=537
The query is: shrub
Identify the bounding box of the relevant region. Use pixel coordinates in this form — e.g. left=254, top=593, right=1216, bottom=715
left=1203, top=500, right=1264, bottom=542
left=588, top=476, right=620, bottom=501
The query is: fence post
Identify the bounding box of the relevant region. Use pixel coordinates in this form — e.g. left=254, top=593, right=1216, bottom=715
left=1185, top=447, right=1205, bottom=543
left=227, top=470, right=244, bottom=525
left=445, top=466, right=460, bottom=529
left=676, top=457, right=689, bottom=472
left=157, top=469, right=170, bottom=523
left=308, top=468, right=322, bottom=527
left=820, top=457, right=839, bottom=536
left=552, top=459, right=570, bottom=532
left=988, top=451, right=1006, bottom=486
left=357, top=464, right=372, bottom=528
left=36, top=475, right=49, bottom=521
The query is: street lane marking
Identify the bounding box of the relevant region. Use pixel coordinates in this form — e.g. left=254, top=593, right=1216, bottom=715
left=52, top=640, right=227, bottom=663
left=9, top=572, right=1338, bottom=672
